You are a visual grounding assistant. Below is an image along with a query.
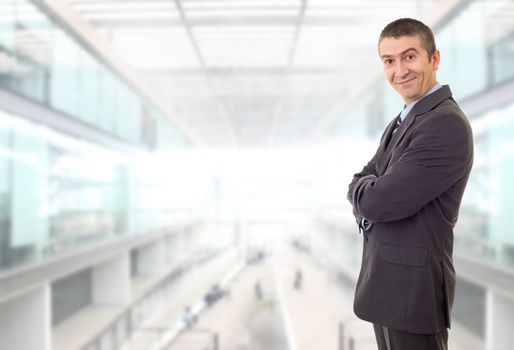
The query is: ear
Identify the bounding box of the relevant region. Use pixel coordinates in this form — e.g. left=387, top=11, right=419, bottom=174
left=431, top=49, right=440, bottom=71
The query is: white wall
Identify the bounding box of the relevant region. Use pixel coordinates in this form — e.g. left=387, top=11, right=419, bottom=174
left=0, top=285, right=51, bottom=350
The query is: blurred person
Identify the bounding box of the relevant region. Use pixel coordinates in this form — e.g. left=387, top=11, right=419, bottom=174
left=204, top=283, right=224, bottom=306
left=182, top=305, right=196, bottom=328
left=293, top=268, right=303, bottom=290
left=254, top=280, right=263, bottom=300
left=347, top=18, right=473, bottom=350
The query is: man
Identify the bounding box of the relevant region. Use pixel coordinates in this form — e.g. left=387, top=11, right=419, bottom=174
left=347, top=18, right=473, bottom=350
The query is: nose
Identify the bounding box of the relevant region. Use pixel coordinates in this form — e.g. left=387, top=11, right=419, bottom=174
left=394, top=61, right=409, bottom=79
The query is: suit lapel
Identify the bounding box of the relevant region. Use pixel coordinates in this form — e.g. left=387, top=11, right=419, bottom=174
left=381, top=113, right=401, bottom=150
left=389, top=85, right=453, bottom=148
left=372, top=114, right=400, bottom=176
left=375, top=85, right=453, bottom=174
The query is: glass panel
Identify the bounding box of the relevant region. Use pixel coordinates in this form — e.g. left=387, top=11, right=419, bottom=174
left=116, top=87, right=141, bottom=144
left=1, top=0, right=189, bottom=148
left=0, top=110, right=139, bottom=272
left=0, top=0, right=16, bottom=89
left=457, top=102, right=514, bottom=266
left=98, top=67, right=117, bottom=133
left=10, top=118, right=49, bottom=261
left=140, top=105, right=156, bottom=149
left=77, top=51, right=100, bottom=124
left=490, top=31, right=514, bottom=85
left=10, top=0, right=52, bottom=102
left=155, top=110, right=189, bottom=149
left=482, top=104, right=514, bottom=261
left=48, top=138, right=123, bottom=252
left=0, top=0, right=15, bottom=51
left=0, top=118, right=11, bottom=269
left=50, top=30, right=79, bottom=116
left=114, top=85, right=131, bottom=140
left=437, top=2, right=488, bottom=100
left=437, top=0, right=514, bottom=99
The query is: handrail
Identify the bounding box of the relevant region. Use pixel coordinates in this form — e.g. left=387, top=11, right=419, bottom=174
left=147, top=261, right=245, bottom=350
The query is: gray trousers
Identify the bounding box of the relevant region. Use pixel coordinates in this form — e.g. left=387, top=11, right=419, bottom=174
left=373, top=324, right=448, bottom=350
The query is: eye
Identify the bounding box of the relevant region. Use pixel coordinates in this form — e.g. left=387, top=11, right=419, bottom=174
left=383, top=58, right=393, bottom=65
left=405, top=54, right=415, bottom=60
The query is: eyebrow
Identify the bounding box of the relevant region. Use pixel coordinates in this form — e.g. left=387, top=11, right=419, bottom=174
left=380, top=47, right=419, bottom=59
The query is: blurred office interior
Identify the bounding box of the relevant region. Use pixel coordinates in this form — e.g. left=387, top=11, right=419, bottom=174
left=1, top=0, right=514, bottom=349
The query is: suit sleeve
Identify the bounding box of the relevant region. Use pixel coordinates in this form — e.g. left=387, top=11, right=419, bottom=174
left=347, top=120, right=395, bottom=223
left=347, top=154, right=378, bottom=224
left=350, top=112, right=473, bottom=223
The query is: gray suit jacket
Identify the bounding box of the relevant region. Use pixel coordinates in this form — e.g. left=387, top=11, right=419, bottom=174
left=347, top=85, right=473, bottom=334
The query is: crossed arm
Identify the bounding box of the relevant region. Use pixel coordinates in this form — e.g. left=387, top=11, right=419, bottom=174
left=347, top=155, right=378, bottom=227
left=347, top=113, right=472, bottom=224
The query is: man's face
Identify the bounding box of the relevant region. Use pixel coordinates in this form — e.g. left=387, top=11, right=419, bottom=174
left=379, top=35, right=440, bottom=104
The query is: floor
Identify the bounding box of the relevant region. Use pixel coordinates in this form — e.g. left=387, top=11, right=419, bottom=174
left=168, top=248, right=373, bottom=350
left=125, top=246, right=473, bottom=350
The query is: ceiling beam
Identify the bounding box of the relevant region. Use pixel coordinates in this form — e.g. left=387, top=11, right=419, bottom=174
left=139, top=66, right=349, bottom=76
left=174, top=0, right=239, bottom=147
left=88, top=16, right=360, bottom=28
left=266, top=0, right=308, bottom=147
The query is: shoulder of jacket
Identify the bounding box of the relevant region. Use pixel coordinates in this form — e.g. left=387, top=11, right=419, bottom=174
left=423, top=98, right=466, bottom=119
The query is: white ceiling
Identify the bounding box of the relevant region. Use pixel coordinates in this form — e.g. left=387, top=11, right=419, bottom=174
left=68, top=0, right=446, bottom=148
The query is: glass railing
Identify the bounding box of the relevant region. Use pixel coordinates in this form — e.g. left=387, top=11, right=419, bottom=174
left=0, top=0, right=188, bottom=149
left=0, top=110, right=207, bottom=273
left=490, top=31, right=514, bottom=87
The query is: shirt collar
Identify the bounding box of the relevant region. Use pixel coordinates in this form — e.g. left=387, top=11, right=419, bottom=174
left=399, top=82, right=442, bottom=122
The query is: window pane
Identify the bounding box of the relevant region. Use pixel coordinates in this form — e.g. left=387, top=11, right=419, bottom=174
left=50, top=31, right=79, bottom=116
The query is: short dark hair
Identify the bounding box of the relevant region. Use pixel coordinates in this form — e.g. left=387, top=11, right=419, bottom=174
left=379, top=18, right=436, bottom=58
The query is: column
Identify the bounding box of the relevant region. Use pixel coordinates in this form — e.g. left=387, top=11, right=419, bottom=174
left=0, top=285, right=51, bottom=350
left=486, top=289, right=514, bottom=350
left=137, top=239, right=166, bottom=276
left=92, top=253, right=130, bottom=304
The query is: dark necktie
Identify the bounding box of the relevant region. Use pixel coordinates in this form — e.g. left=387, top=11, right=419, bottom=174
left=392, top=116, right=402, bottom=134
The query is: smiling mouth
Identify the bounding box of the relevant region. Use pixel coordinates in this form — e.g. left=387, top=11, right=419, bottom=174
left=397, top=77, right=416, bottom=85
